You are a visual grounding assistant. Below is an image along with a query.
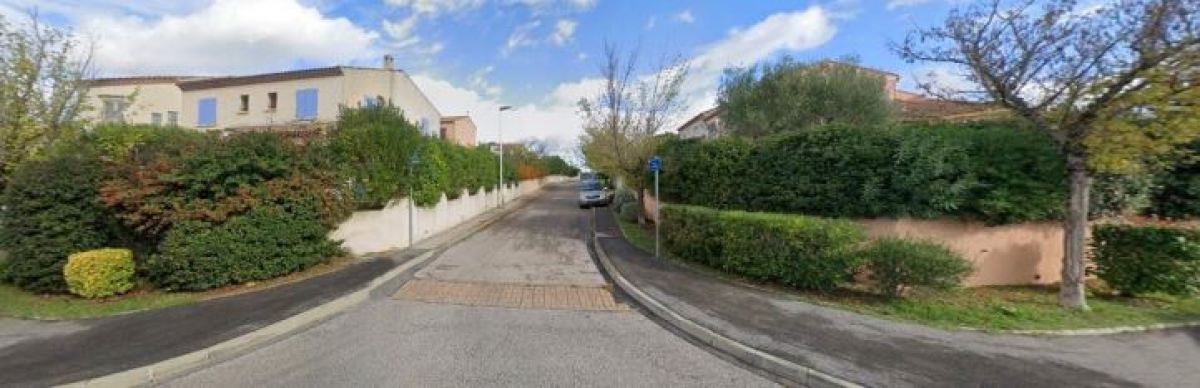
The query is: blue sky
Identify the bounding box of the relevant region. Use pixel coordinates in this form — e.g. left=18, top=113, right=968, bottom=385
left=0, top=0, right=979, bottom=154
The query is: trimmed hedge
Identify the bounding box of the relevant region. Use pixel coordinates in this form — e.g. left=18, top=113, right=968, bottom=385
left=64, top=248, right=135, bottom=298
left=656, top=121, right=1066, bottom=225
left=1092, top=225, right=1200, bottom=296
left=860, top=238, right=973, bottom=298
left=146, top=203, right=344, bottom=291
left=662, top=204, right=865, bottom=291
left=0, top=145, right=121, bottom=293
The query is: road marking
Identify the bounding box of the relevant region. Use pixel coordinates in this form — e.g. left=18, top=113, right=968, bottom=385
left=394, top=279, right=628, bottom=312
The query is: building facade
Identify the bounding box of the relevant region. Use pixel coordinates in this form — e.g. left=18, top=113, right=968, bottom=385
left=82, top=57, right=442, bottom=136
left=81, top=76, right=197, bottom=126
left=439, top=115, right=478, bottom=147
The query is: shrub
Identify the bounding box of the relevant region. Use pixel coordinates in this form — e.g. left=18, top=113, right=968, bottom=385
left=1092, top=225, right=1200, bottom=296
left=859, top=238, right=973, bottom=298
left=146, top=203, right=343, bottom=291
left=1151, top=144, right=1200, bottom=219
left=0, top=145, right=120, bottom=293
left=64, top=248, right=135, bottom=298
left=662, top=205, right=865, bottom=291
left=619, top=202, right=640, bottom=222
left=655, top=121, right=1065, bottom=225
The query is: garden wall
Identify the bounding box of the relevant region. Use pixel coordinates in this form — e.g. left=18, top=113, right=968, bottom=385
left=642, top=190, right=1068, bottom=287
left=333, top=176, right=566, bottom=255
left=856, top=219, right=1064, bottom=286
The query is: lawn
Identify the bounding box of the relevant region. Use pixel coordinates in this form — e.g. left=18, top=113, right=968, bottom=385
left=0, top=284, right=197, bottom=320
left=614, top=213, right=1200, bottom=332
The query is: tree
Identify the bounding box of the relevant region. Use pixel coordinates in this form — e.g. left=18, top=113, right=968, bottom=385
left=578, top=43, right=688, bottom=222
left=0, top=12, right=93, bottom=190
left=719, top=57, right=894, bottom=139
left=896, top=0, right=1199, bottom=309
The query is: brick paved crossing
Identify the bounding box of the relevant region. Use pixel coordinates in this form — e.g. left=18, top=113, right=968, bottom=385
left=395, top=279, right=627, bottom=312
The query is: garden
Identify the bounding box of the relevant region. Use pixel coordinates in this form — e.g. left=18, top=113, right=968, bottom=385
left=0, top=105, right=570, bottom=320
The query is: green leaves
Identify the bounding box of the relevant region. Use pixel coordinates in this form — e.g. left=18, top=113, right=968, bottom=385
left=1092, top=225, right=1200, bottom=297
left=656, top=122, right=1068, bottom=225
left=662, top=205, right=866, bottom=292
left=860, top=238, right=973, bottom=298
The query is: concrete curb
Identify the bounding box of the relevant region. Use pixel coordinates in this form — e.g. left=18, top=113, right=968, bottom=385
left=61, top=188, right=548, bottom=388
left=588, top=217, right=860, bottom=388
left=980, top=320, right=1200, bottom=336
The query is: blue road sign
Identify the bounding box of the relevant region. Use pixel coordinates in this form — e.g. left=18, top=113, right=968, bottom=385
left=649, top=156, right=662, bottom=172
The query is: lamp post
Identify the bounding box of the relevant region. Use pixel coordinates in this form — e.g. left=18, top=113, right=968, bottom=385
left=497, top=105, right=513, bottom=207
left=407, top=151, right=420, bottom=246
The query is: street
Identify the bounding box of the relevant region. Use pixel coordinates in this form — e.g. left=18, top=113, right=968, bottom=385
left=163, top=184, right=774, bottom=387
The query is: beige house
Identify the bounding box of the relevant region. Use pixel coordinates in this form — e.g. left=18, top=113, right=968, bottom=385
left=439, top=116, right=478, bottom=147
left=82, top=76, right=199, bottom=126
left=676, top=107, right=724, bottom=140
left=82, top=56, right=442, bottom=135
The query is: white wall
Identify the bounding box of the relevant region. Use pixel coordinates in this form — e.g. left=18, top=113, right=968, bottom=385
left=82, top=83, right=183, bottom=125
left=332, top=176, right=566, bottom=256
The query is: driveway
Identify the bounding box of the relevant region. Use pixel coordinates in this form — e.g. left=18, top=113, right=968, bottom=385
left=163, top=184, right=774, bottom=387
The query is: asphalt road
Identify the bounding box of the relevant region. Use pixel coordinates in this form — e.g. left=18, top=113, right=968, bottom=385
left=163, top=185, right=773, bottom=387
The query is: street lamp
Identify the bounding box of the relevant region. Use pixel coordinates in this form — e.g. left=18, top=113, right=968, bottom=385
left=497, top=105, right=513, bottom=207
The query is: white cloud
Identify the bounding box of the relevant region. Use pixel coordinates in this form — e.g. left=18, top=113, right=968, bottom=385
left=386, top=0, right=595, bottom=18
left=644, top=15, right=657, bottom=30
left=383, top=15, right=421, bottom=48
left=78, top=0, right=379, bottom=76
left=690, top=6, right=836, bottom=86
left=470, top=65, right=504, bottom=97
left=502, top=20, right=542, bottom=55
left=550, top=19, right=577, bottom=46
left=674, top=9, right=695, bottom=23
left=886, top=0, right=934, bottom=9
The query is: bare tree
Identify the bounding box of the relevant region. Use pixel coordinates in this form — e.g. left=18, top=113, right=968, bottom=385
left=0, top=11, right=94, bottom=190
left=896, top=0, right=1199, bottom=309
left=578, top=42, right=688, bottom=222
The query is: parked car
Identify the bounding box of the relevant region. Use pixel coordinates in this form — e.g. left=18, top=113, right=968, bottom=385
left=577, top=180, right=611, bottom=208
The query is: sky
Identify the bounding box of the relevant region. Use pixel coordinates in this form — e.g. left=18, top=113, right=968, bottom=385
left=0, top=0, right=986, bottom=157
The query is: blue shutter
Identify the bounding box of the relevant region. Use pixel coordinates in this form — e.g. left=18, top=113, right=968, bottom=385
left=296, top=88, right=318, bottom=120
left=362, top=95, right=375, bottom=107
left=197, top=98, right=217, bottom=127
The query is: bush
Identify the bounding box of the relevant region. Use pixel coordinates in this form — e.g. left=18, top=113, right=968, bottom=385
left=1092, top=225, right=1200, bottom=296
left=662, top=205, right=865, bottom=291
left=612, top=188, right=637, bottom=210
left=146, top=203, right=343, bottom=291
left=859, top=238, right=973, bottom=298
left=619, top=202, right=640, bottom=222
left=656, top=121, right=1065, bottom=224
left=64, top=248, right=135, bottom=298
left=0, top=145, right=120, bottom=293
left=1151, top=144, right=1200, bottom=219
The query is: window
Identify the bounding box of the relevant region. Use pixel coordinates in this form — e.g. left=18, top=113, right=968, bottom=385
left=295, top=88, right=318, bottom=120
left=167, top=111, right=179, bottom=126
left=151, top=112, right=163, bottom=126
left=100, top=96, right=126, bottom=123
left=197, top=98, right=217, bottom=127
left=239, top=94, right=249, bottom=113
left=267, top=92, right=277, bottom=110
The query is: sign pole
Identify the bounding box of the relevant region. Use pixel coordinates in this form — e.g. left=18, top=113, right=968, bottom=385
left=648, top=155, right=662, bottom=260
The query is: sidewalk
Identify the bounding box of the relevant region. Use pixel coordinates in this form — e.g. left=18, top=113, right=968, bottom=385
left=0, top=194, right=538, bottom=387
left=593, top=210, right=1200, bottom=387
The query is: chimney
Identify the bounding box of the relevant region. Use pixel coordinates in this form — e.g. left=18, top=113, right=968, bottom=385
left=383, top=54, right=395, bottom=71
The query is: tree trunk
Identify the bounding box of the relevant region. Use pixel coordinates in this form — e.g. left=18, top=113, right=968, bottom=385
left=636, top=187, right=647, bottom=226
left=1059, top=155, right=1091, bottom=310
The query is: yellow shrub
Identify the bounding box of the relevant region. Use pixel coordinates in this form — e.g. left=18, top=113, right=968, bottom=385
left=63, top=248, right=135, bottom=299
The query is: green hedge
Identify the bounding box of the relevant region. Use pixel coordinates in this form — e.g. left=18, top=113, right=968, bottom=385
left=146, top=203, right=343, bottom=291
left=0, top=144, right=122, bottom=293
left=656, top=121, right=1065, bottom=224
left=1092, top=225, right=1200, bottom=296
left=661, top=204, right=865, bottom=291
